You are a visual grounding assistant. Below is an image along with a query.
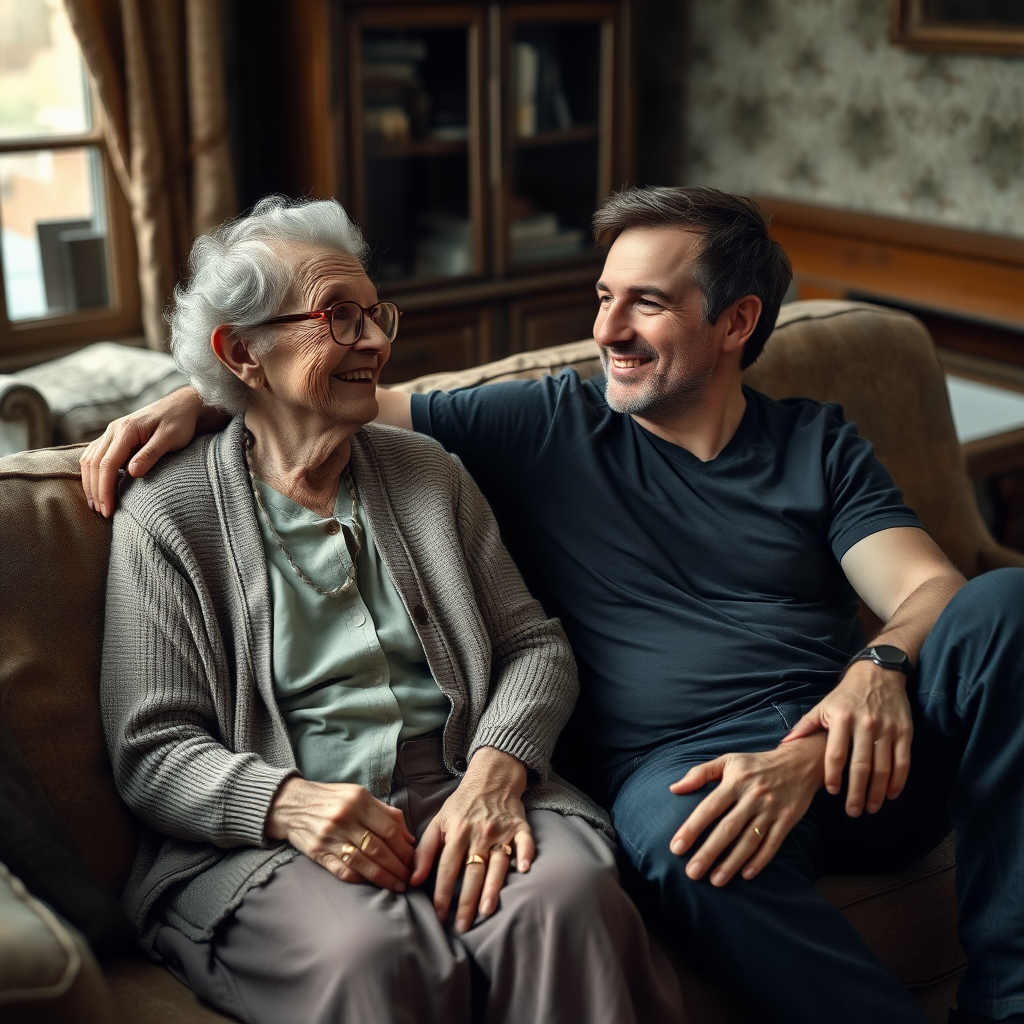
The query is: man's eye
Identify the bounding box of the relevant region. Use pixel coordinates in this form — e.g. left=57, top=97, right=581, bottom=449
left=636, top=299, right=661, bottom=310
left=597, top=294, right=612, bottom=304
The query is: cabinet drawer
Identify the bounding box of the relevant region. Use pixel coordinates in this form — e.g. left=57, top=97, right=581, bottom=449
left=509, top=287, right=597, bottom=352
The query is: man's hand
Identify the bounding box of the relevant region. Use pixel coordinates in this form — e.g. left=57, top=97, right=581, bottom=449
left=266, top=777, right=416, bottom=891
left=782, top=660, right=913, bottom=817
left=411, top=747, right=534, bottom=933
left=669, top=732, right=826, bottom=887
left=79, top=386, right=228, bottom=517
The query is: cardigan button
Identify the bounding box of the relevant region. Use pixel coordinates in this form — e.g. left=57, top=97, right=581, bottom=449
left=453, top=756, right=468, bottom=772
left=412, top=603, right=429, bottom=625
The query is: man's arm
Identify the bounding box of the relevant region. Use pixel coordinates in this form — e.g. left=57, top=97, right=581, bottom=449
left=80, top=385, right=416, bottom=516
left=80, top=386, right=229, bottom=517
left=784, top=526, right=966, bottom=816
left=374, top=387, right=412, bottom=430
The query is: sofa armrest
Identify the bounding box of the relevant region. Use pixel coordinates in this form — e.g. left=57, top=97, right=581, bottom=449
left=0, top=861, right=118, bottom=1023
left=0, top=376, right=52, bottom=454
left=977, top=543, right=1024, bottom=573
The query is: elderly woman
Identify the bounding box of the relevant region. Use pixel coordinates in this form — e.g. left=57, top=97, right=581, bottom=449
left=97, top=197, right=678, bottom=1024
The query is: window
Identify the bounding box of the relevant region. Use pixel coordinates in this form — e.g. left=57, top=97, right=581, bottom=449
left=0, top=0, right=139, bottom=366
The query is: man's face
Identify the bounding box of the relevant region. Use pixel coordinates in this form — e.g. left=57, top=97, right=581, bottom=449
left=593, top=226, right=718, bottom=421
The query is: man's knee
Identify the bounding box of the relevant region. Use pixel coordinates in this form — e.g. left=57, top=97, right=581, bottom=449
left=935, top=567, right=1024, bottom=637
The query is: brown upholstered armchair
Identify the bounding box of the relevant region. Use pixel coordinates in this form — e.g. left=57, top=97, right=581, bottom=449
left=1, top=300, right=1020, bottom=1022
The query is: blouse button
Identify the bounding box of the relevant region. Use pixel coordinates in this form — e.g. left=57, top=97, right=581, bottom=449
left=369, top=670, right=384, bottom=685
left=351, top=610, right=366, bottom=627
left=325, top=520, right=341, bottom=535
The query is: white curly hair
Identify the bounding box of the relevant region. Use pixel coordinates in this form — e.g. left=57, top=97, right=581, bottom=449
left=168, top=195, right=370, bottom=414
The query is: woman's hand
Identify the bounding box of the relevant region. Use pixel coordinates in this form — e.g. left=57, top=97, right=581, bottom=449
left=668, top=732, right=827, bottom=887
left=80, top=386, right=228, bottom=517
left=411, top=747, right=534, bottom=933
left=266, top=777, right=416, bottom=892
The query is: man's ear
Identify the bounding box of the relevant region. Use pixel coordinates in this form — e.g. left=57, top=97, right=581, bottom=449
left=211, top=325, right=265, bottom=389
left=720, top=295, right=763, bottom=356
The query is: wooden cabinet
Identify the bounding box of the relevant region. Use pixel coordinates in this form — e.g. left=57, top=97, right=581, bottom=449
left=290, top=0, right=631, bottom=374
left=379, top=304, right=494, bottom=384
left=509, top=287, right=598, bottom=352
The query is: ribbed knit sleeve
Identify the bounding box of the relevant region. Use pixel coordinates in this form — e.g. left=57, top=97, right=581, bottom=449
left=101, top=510, right=294, bottom=850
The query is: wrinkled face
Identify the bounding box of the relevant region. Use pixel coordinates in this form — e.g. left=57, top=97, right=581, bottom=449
left=593, top=226, right=717, bottom=422
left=257, top=245, right=390, bottom=429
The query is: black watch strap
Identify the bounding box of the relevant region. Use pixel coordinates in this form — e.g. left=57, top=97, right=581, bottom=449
left=851, top=644, right=915, bottom=677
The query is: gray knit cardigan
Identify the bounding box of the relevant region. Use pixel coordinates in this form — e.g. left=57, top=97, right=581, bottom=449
left=100, top=417, right=611, bottom=952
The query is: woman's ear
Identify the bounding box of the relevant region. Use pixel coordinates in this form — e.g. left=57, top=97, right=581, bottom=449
left=211, top=325, right=265, bottom=390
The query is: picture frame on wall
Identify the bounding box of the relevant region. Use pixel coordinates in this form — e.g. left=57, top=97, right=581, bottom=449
left=892, top=0, right=1024, bottom=55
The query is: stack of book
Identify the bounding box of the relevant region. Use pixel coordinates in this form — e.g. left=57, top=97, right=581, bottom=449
left=510, top=212, right=585, bottom=264
left=414, top=211, right=473, bottom=277
left=362, top=36, right=428, bottom=145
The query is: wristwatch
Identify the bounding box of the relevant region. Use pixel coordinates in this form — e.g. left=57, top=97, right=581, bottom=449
left=850, top=644, right=915, bottom=678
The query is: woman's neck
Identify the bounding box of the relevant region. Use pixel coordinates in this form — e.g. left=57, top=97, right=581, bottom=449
left=244, top=409, right=355, bottom=518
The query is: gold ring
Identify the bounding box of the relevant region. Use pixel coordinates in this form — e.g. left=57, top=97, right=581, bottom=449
left=359, top=830, right=373, bottom=852
left=340, top=842, right=356, bottom=864
left=465, top=853, right=487, bottom=867
left=752, top=827, right=763, bottom=839
left=491, top=843, right=513, bottom=857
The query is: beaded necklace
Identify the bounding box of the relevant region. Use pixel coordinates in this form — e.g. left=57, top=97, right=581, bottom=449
left=244, top=431, right=363, bottom=599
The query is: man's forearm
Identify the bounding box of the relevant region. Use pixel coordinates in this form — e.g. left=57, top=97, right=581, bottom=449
left=869, top=571, right=965, bottom=666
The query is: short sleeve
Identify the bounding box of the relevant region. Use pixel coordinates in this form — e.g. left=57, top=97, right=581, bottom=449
left=410, top=373, right=572, bottom=504
left=824, top=405, right=923, bottom=561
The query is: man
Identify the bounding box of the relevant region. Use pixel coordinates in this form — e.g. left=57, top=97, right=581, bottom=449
left=81, top=186, right=1024, bottom=1024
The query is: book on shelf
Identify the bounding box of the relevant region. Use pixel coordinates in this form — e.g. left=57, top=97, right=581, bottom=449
left=514, top=40, right=573, bottom=138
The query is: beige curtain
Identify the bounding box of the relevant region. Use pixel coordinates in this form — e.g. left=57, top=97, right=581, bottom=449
left=64, top=0, right=237, bottom=349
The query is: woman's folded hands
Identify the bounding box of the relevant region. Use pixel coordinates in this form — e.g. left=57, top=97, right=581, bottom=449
left=265, top=777, right=417, bottom=892
left=264, top=748, right=533, bottom=933
left=411, top=746, right=534, bottom=934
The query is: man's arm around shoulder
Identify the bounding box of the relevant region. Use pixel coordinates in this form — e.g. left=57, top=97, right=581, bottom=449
left=374, top=387, right=413, bottom=430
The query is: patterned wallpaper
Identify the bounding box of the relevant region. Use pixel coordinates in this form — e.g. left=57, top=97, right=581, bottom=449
left=687, top=0, right=1024, bottom=238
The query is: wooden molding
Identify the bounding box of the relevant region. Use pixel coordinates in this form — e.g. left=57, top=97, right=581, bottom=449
left=760, top=198, right=1024, bottom=332
left=891, top=0, right=1024, bottom=56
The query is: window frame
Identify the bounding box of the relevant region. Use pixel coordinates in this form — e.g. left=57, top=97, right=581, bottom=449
left=0, top=80, right=141, bottom=370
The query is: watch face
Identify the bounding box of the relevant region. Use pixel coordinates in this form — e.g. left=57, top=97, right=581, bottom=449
left=872, top=645, right=905, bottom=663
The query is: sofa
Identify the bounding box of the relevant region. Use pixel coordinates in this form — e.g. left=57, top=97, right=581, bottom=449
left=3, top=300, right=1022, bottom=1023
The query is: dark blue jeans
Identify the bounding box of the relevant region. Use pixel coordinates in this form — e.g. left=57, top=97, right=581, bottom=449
left=608, top=569, right=1024, bottom=1024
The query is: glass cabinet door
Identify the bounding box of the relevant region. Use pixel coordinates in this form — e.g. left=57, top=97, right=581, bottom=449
left=500, top=4, right=615, bottom=272
left=348, top=9, right=483, bottom=286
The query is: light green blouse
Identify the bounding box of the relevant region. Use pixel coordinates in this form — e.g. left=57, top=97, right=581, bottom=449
left=253, top=475, right=450, bottom=797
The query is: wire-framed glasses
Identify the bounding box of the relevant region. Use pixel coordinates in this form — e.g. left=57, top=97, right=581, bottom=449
left=257, top=299, right=402, bottom=346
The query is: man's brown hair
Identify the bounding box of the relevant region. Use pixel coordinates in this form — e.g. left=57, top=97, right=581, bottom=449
left=592, top=185, right=793, bottom=368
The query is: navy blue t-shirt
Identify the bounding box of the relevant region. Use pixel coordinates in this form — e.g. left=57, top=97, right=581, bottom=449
left=411, top=372, right=922, bottom=774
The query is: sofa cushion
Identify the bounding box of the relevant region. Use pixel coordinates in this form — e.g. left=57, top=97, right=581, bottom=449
left=0, top=861, right=118, bottom=1024
left=0, top=715, right=130, bottom=957
left=0, top=446, right=138, bottom=897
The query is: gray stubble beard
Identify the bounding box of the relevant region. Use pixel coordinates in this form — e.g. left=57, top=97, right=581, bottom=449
left=600, top=340, right=716, bottom=421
